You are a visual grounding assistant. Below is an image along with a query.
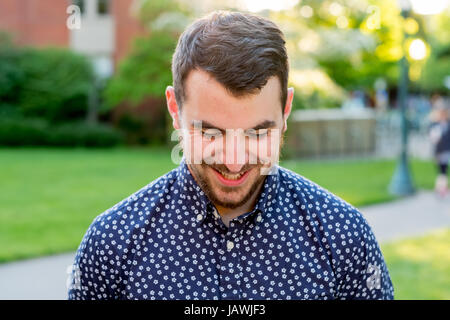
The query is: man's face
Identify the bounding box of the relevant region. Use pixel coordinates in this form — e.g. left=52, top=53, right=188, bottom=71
left=167, top=69, right=293, bottom=209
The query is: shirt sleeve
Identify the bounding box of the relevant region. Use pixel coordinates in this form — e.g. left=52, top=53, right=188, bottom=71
left=335, top=213, right=395, bottom=300
left=67, top=217, right=120, bottom=300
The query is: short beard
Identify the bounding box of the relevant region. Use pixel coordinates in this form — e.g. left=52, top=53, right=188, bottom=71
left=188, top=163, right=267, bottom=209
left=185, top=133, right=285, bottom=209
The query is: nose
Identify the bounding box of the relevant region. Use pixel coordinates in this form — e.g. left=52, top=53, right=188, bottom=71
left=222, top=131, right=247, bottom=173
left=224, top=163, right=245, bottom=173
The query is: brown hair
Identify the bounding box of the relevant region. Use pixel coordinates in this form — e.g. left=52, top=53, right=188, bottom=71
left=171, top=11, right=289, bottom=111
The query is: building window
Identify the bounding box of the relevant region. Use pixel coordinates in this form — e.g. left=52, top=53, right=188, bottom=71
left=72, top=0, right=85, bottom=14
left=97, top=0, right=110, bottom=15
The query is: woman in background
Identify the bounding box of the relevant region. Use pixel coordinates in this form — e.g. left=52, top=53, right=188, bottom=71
left=428, top=97, right=450, bottom=197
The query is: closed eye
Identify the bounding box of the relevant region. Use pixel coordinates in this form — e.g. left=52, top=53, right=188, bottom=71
left=202, top=129, right=223, bottom=139
left=245, top=129, right=269, bottom=138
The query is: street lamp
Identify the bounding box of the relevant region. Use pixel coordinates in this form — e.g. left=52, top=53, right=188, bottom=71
left=388, top=0, right=415, bottom=196
left=388, top=0, right=448, bottom=195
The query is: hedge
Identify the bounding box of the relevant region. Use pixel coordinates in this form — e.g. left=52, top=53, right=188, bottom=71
left=0, top=117, right=124, bottom=147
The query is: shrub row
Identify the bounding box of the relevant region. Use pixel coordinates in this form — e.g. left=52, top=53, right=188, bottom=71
left=0, top=117, right=124, bottom=147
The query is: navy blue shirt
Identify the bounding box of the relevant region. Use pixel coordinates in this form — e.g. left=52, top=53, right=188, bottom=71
left=68, top=159, right=394, bottom=300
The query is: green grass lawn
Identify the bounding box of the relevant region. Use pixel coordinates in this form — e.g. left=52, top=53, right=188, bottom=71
left=0, top=147, right=437, bottom=262
left=1, top=147, right=447, bottom=299
left=381, top=229, right=450, bottom=300
left=0, top=147, right=177, bottom=262
left=282, top=157, right=435, bottom=207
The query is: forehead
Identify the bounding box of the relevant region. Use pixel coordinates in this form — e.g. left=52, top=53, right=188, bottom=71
left=182, top=69, right=282, bottom=129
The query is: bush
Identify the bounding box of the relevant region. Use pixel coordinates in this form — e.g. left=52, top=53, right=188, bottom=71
left=111, top=97, right=169, bottom=146
left=0, top=45, right=24, bottom=106
left=104, top=32, right=175, bottom=107
left=103, top=31, right=177, bottom=145
left=0, top=117, right=48, bottom=146
left=0, top=116, right=124, bottom=147
left=48, top=122, right=124, bottom=147
left=17, top=48, right=94, bottom=123
left=0, top=36, right=94, bottom=123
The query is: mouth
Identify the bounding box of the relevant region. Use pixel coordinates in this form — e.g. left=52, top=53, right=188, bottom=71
left=211, top=167, right=251, bottom=187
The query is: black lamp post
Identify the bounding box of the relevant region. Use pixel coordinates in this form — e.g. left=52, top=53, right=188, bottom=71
left=388, top=0, right=416, bottom=196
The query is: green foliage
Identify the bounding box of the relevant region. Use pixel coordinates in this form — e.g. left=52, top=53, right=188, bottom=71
left=103, top=29, right=178, bottom=146
left=0, top=38, right=95, bottom=123
left=115, top=109, right=168, bottom=145
left=270, top=0, right=448, bottom=102
left=104, top=31, right=176, bottom=107
left=270, top=0, right=385, bottom=108
left=418, top=43, right=450, bottom=92
left=319, top=49, right=399, bottom=90
left=0, top=117, right=48, bottom=146
left=17, top=48, right=94, bottom=122
left=137, top=0, right=187, bottom=24
left=0, top=116, right=124, bottom=147
left=291, top=87, right=342, bottom=110
left=0, top=35, right=121, bottom=147
left=101, top=0, right=193, bottom=146
left=48, top=121, right=124, bottom=147
left=104, top=0, right=189, bottom=108
left=0, top=33, right=25, bottom=110
left=289, top=69, right=347, bottom=109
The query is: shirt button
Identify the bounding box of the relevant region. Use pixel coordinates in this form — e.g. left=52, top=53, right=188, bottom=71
left=196, top=214, right=203, bottom=221
left=256, top=215, right=262, bottom=222
left=226, top=240, right=234, bottom=251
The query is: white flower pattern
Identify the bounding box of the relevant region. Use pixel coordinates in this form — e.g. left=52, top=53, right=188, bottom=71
left=68, top=159, right=394, bottom=300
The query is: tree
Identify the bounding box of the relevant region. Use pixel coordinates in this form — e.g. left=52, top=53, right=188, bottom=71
left=103, top=0, right=192, bottom=144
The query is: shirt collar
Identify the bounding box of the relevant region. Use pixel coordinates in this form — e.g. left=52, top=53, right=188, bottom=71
left=175, top=158, right=280, bottom=224
left=253, top=165, right=280, bottom=216
left=175, top=158, right=212, bottom=223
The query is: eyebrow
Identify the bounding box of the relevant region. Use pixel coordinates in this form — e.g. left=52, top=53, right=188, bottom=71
left=192, top=120, right=277, bottom=132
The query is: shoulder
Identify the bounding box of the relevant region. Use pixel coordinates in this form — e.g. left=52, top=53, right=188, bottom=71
left=85, top=167, right=179, bottom=244
left=278, top=165, right=360, bottom=215
left=276, top=166, right=388, bottom=286
left=277, top=165, right=374, bottom=246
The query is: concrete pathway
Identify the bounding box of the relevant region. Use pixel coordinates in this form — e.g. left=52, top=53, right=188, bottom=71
left=0, top=252, right=75, bottom=300
left=1, top=190, right=449, bottom=300
left=361, top=190, right=450, bottom=243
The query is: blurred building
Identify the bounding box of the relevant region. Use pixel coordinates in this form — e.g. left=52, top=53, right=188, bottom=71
left=0, top=0, right=145, bottom=77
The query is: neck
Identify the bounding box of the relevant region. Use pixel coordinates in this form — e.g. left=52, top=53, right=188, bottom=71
left=214, top=181, right=264, bottom=227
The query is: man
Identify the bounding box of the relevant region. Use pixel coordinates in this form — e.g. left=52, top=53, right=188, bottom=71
left=68, top=11, right=394, bottom=300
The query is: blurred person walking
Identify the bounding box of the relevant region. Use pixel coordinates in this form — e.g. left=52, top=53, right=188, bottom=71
left=428, top=95, right=450, bottom=197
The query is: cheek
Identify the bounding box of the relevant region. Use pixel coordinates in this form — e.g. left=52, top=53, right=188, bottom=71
left=249, top=134, right=281, bottom=163
left=182, top=131, right=204, bottom=164
left=202, top=138, right=225, bottom=164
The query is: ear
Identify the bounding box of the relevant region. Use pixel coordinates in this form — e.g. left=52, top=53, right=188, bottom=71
left=166, top=86, right=181, bottom=130
left=282, top=87, right=294, bottom=133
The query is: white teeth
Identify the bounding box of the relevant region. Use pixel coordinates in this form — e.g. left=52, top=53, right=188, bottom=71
left=220, top=171, right=244, bottom=180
